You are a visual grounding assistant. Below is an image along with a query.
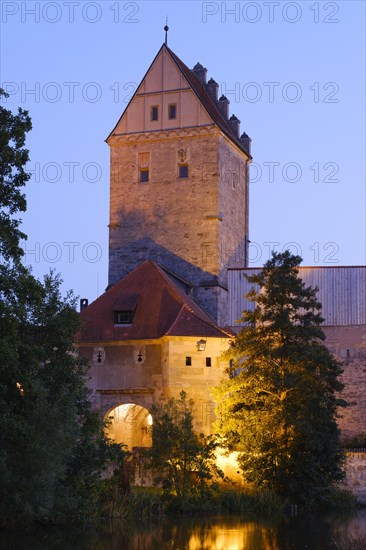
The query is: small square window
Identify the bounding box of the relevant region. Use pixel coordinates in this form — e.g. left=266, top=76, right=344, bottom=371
left=115, top=311, right=133, bottom=324
left=151, top=106, right=158, bottom=121
left=179, top=165, right=188, bottom=178
left=206, top=357, right=212, bottom=367
left=168, top=104, right=176, bottom=119
left=185, top=356, right=192, bottom=366
left=139, top=169, right=149, bottom=183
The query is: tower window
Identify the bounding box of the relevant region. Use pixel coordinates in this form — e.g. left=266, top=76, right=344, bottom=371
left=115, top=311, right=134, bottom=324
left=168, top=104, right=176, bottom=119
left=185, top=356, right=192, bottom=366
left=139, top=169, right=149, bottom=183
left=179, top=165, right=188, bottom=178
left=151, top=106, right=158, bottom=121
left=206, top=357, right=212, bottom=367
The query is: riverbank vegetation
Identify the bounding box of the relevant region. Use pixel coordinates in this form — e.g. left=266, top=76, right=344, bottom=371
left=80, top=478, right=356, bottom=522
left=97, top=484, right=285, bottom=519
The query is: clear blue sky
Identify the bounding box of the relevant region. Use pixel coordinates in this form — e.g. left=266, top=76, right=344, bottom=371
left=1, top=0, right=365, bottom=303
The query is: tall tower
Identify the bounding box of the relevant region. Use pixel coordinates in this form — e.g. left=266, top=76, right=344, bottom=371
left=106, top=44, right=251, bottom=326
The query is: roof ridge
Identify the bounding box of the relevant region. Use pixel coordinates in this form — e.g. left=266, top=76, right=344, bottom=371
left=165, top=45, right=252, bottom=159
left=164, top=303, right=186, bottom=336
left=149, top=261, right=222, bottom=325
left=186, top=306, right=234, bottom=338
left=166, top=303, right=233, bottom=338
left=147, top=260, right=191, bottom=304
left=106, top=44, right=165, bottom=142
left=167, top=46, right=231, bottom=126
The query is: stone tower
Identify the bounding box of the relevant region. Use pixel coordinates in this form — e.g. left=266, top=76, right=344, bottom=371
left=106, top=44, right=251, bottom=326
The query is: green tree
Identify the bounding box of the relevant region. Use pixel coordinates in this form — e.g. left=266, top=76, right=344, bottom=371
left=149, top=391, right=223, bottom=497
left=214, top=251, right=346, bottom=505
left=0, top=88, right=31, bottom=262
left=0, top=89, right=124, bottom=524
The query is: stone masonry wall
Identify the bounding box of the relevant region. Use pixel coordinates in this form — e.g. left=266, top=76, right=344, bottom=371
left=218, top=137, right=249, bottom=281
left=108, top=129, right=220, bottom=286
left=345, top=452, right=366, bottom=504
left=323, top=325, right=366, bottom=441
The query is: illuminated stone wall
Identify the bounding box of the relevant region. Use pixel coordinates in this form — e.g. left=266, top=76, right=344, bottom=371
left=345, top=452, right=366, bottom=504
left=78, top=335, right=230, bottom=438
left=323, top=325, right=366, bottom=441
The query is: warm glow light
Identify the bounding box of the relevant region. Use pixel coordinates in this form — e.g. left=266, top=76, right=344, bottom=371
left=187, top=523, right=277, bottom=550
left=197, top=338, right=206, bottom=351
left=215, top=448, right=242, bottom=482
left=104, top=403, right=153, bottom=449
left=16, top=382, right=24, bottom=396
left=188, top=530, right=243, bottom=550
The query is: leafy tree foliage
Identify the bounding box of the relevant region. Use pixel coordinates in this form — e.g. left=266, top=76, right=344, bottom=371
left=149, top=391, right=224, bottom=497
left=0, top=89, right=124, bottom=525
left=214, top=251, right=346, bottom=505
left=0, top=89, right=31, bottom=262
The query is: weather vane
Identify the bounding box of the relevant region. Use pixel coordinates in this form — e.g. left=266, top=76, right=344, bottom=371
left=164, top=17, right=169, bottom=46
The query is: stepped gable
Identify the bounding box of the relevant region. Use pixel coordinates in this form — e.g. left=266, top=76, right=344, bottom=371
left=77, top=260, right=232, bottom=342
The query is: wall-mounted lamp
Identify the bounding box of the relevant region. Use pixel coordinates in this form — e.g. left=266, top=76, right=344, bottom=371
left=97, top=350, right=102, bottom=363
left=197, top=339, right=206, bottom=351
left=137, top=351, right=143, bottom=363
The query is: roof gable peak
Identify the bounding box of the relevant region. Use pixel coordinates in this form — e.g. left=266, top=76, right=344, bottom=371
left=107, top=43, right=251, bottom=158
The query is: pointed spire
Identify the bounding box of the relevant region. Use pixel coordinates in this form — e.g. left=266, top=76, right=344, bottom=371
left=164, top=18, right=169, bottom=46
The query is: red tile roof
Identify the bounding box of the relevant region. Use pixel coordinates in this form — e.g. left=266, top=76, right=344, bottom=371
left=76, top=260, right=232, bottom=342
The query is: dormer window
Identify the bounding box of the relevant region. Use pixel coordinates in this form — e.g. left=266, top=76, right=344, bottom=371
left=113, top=294, right=139, bottom=326
left=115, top=311, right=134, bottom=325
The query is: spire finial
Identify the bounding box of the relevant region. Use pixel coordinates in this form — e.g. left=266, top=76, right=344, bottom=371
left=164, top=17, right=169, bottom=46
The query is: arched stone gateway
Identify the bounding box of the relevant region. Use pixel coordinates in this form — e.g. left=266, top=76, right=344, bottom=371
left=104, top=403, right=152, bottom=450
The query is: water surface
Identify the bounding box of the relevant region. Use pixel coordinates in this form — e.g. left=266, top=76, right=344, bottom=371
left=2, top=510, right=366, bottom=549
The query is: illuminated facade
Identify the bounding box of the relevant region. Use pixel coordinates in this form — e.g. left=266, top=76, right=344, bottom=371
left=77, top=43, right=365, bottom=458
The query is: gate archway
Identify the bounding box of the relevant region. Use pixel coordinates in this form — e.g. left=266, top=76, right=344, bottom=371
left=105, top=403, right=152, bottom=450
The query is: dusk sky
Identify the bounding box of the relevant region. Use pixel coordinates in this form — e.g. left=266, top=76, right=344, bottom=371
left=1, top=0, right=365, bottom=303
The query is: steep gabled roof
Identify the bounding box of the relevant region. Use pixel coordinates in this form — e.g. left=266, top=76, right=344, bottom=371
left=166, top=46, right=251, bottom=158
left=106, top=44, right=251, bottom=158
left=76, top=260, right=232, bottom=342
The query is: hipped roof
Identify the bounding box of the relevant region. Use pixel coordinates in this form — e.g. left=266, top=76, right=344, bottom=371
left=77, top=260, right=232, bottom=343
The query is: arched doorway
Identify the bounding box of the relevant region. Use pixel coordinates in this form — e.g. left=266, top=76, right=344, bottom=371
left=105, top=403, right=152, bottom=450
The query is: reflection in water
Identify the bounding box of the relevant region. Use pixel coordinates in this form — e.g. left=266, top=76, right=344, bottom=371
left=185, top=522, right=279, bottom=550
left=1, top=511, right=366, bottom=550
